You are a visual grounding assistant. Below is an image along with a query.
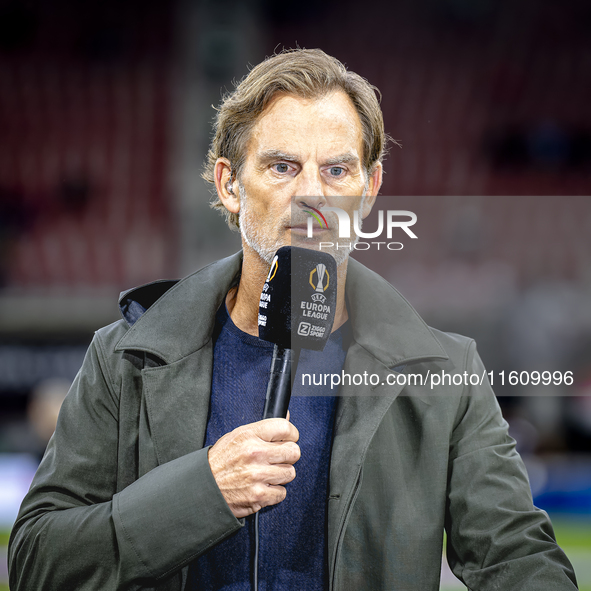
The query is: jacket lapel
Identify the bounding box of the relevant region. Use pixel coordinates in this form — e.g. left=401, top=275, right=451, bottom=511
left=114, top=252, right=243, bottom=465
left=140, top=342, right=214, bottom=465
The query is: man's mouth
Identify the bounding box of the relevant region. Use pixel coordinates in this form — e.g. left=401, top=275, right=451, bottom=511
left=288, top=224, right=329, bottom=235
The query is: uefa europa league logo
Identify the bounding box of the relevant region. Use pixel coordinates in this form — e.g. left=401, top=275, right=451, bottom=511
left=309, top=264, right=330, bottom=303
left=314, top=264, right=327, bottom=292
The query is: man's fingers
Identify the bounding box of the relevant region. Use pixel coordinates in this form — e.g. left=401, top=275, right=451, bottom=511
left=256, top=484, right=287, bottom=508
left=265, top=465, right=296, bottom=486
left=209, top=419, right=300, bottom=518
left=253, top=418, right=299, bottom=443
left=264, top=441, right=301, bottom=465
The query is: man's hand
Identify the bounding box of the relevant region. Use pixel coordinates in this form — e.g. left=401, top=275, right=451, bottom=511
left=208, top=418, right=300, bottom=518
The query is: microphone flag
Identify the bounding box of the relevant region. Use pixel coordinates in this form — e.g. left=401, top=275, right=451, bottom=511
left=257, top=246, right=337, bottom=352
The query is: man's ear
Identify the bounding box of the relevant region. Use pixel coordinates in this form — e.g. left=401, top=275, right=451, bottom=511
left=361, top=162, right=382, bottom=218
left=214, top=158, right=240, bottom=214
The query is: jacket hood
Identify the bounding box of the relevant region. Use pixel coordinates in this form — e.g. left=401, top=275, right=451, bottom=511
left=115, top=252, right=448, bottom=368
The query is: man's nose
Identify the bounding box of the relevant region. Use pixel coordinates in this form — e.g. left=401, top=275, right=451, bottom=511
left=293, top=167, right=325, bottom=210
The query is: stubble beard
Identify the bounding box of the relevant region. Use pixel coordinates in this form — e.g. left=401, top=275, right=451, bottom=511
left=238, top=183, right=368, bottom=267
left=238, top=184, right=286, bottom=265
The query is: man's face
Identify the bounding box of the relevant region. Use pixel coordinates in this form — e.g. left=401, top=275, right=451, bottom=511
left=233, top=91, right=380, bottom=265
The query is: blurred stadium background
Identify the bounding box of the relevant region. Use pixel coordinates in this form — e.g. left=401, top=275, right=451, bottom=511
left=0, top=0, right=590, bottom=589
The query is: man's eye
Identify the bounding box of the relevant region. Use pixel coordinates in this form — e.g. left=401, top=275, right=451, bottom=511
left=273, top=163, right=290, bottom=173
left=328, top=167, right=345, bottom=177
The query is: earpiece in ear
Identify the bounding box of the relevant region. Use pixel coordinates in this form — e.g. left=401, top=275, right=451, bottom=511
left=226, top=181, right=234, bottom=195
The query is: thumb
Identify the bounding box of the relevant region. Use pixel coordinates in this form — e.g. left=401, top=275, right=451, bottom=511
left=255, top=418, right=299, bottom=443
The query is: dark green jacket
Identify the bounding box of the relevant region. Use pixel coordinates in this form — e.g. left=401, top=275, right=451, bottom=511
left=9, top=252, right=578, bottom=590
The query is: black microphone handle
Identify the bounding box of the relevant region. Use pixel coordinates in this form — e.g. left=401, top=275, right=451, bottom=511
left=263, top=345, right=301, bottom=419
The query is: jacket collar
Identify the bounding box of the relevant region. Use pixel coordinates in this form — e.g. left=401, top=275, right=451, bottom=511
left=115, top=252, right=243, bottom=362
left=115, top=252, right=448, bottom=366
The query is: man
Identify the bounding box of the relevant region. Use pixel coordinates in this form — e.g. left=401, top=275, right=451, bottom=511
left=9, top=49, right=578, bottom=590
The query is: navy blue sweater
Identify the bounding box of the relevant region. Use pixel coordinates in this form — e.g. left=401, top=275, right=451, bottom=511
left=187, top=304, right=348, bottom=590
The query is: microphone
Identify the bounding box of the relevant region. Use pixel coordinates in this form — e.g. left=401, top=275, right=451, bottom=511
left=253, top=246, right=339, bottom=591
left=258, top=246, right=337, bottom=419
